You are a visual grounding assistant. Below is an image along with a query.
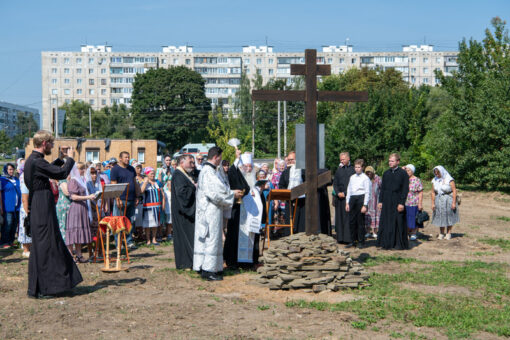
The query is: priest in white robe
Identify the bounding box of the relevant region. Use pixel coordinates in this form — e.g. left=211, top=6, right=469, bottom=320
left=193, top=147, right=243, bottom=281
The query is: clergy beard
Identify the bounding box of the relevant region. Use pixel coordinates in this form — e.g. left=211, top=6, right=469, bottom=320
left=241, top=167, right=256, bottom=188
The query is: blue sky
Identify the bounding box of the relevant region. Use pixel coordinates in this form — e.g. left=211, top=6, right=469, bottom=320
left=0, top=0, right=508, bottom=116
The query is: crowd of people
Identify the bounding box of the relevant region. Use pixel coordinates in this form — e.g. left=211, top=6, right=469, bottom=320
left=2, top=130, right=460, bottom=297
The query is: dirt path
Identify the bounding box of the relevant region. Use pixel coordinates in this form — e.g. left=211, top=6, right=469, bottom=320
left=0, top=190, right=509, bottom=339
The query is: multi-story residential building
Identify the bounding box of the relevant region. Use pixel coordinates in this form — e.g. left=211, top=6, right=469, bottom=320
left=41, top=44, right=458, bottom=131
left=0, top=101, right=40, bottom=137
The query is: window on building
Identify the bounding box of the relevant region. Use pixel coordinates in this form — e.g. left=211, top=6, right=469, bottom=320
left=327, top=58, right=333, bottom=64
left=65, top=99, right=71, bottom=104
left=77, top=78, right=82, bottom=84
left=423, top=67, right=429, bottom=74
left=77, top=89, right=82, bottom=94
left=244, top=58, right=250, bottom=64
left=256, top=58, right=262, bottom=65
left=64, top=68, right=70, bottom=74
left=76, top=58, right=82, bottom=64
left=137, top=148, right=145, bottom=163
left=268, top=58, right=274, bottom=64
left=89, top=89, right=95, bottom=95
left=423, top=57, right=429, bottom=63
left=51, top=79, right=57, bottom=84
left=88, top=58, right=94, bottom=64
left=64, top=78, right=70, bottom=84
left=76, top=68, right=82, bottom=74
left=85, top=149, right=100, bottom=163
left=64, top=58, right=70, bottom=64
left=89, top=68, right=94, bottom=74
left=161, top=59, right=167, bottom=64
left=351, top=58, right=356, bottom=64
left=435, top=57, right=441, bottom=63
left=101, top=79, right=107, bottom=85
left=51, top=68, right=57, bottom=74
left=173, top=58, right=178, bottom=65
left=101, top=99, right=106, bottom=105
left=411, top=68, right=416, bottom=74
left=411, top=57, right=416, bottom=63
left=268, top=69, right=274, bottom=75
left=411, top=76, right=416, bottom=84
left=423, top=78, right=429, bottom=84
left=435, top=78, right=440, bottom=84
left=64, top=89, right=70, bottom=95
left=101, top=68, right=106, bottom=74
left=52, top=57, right=57, bottom=64
left=245, top=68, right=250, bottom=74
left=101, top=89, right=107, bottom=95
left=339, top=58, right=344, bottom=63
left=256, top=69, right=262, bottom=75
left=51, top=89, right=58, bottom=95
left=89, top=79, right=94, bottom=85
left=89, top=99, right=95, bottom=105
left=185, top=59, right=190, bottom=65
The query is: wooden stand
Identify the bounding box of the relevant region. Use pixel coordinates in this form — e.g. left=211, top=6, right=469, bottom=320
left=93, top=183, right=131, bottom=272
left=263, top=189, right=297, bottom=249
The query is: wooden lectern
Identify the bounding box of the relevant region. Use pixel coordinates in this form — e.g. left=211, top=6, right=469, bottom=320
left=93, top=183, right=131, bottom=272
left=263, top=189, right=297, bottom=248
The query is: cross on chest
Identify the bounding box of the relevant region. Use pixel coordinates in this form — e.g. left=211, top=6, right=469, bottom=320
left=252, top=49, right=368, bottom=235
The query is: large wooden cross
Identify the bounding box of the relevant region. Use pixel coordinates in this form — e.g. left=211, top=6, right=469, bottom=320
left=252, top=49, right=368, bottom=235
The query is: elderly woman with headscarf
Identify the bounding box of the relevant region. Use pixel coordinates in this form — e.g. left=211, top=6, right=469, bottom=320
left=431, top=166, right=459, bottom=240
left=140, top=167, right=164, bottom=245
left=0, top=163, right=21, bottom=248
left=403, top=164, right=423, bottom=241
left=65, top=162, right=96, bottom=263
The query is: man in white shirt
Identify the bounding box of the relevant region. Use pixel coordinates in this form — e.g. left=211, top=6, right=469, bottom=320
left=345, top=159, right=371, bottom=248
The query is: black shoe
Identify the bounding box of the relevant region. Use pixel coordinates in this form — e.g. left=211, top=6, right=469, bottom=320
left=28, top=293, right=57, bottom=299
left=357, top=242, right=365, bottom=249
left=345, top=243, right=355, bottom=248
left=201, top=271, right=223, bottom=281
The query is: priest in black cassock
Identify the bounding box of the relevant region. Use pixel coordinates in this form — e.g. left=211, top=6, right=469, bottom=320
left=279, top=151, right=331, bottom=234
left=376, top=153, right=409, bottom=250
left=24, top=131, right=82, bottom=298
left=171, top=155, right=197, bottom=269
left=223, top=150, right=251, bottom=268
left=333, top=152, right=355, bottom=243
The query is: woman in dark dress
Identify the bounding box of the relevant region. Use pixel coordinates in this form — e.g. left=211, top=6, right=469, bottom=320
left=24, top=131, right=82, bottom=298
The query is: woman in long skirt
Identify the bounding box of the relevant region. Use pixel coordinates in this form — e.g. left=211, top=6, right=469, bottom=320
left=431, top=166, right=459, bottom=240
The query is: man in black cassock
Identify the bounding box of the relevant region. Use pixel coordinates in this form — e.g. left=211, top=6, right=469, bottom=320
left=171, top=155, right=197, bottom=269
left=24, top=131, right=82, bottom=298
left=223, top=150, right=251, bottom=268
left=333, top=152, right=355, bottom=243
left=376, top=153, right=409, bottom=250
left=279, top=151, right=331, bottom=234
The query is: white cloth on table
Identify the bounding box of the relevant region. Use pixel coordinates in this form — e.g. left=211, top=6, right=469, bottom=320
left=193, top=163, right=234, bottom=273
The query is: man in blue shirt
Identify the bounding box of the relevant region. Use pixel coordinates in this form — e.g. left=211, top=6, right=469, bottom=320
left=0, top=163, right=21, bottom=248
left=110, top=151, right=141, bottom=248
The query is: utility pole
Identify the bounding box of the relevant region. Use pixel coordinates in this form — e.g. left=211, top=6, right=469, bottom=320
left=251, top=101, right=255, bottom=154
left=55, top=96, right=59, bottom=138
left=89, top=107, right=92, bottom=135
left=283, top=93, right=287, bottom=156
left=277, top=101, right=281, bottom=159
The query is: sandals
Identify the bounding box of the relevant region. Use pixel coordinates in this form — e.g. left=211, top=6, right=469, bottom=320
left=74, top=255, right=88, bottom=263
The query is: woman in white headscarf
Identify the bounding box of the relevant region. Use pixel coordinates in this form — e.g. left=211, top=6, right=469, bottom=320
left=431, top=166, right=459, bottom=240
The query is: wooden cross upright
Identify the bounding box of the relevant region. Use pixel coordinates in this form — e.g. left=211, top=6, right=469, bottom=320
left=252, top=49, right=368, bottom=235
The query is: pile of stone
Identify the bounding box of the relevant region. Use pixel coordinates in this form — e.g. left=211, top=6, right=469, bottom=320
left=255, top=233, right=370, bottom=292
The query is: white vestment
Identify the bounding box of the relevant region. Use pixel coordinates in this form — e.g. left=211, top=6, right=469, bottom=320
left=289, top=165, right=305, bottom=198
left=237, top=186, right=264, bottom=263
left=193, top=163, right=235, bottom=273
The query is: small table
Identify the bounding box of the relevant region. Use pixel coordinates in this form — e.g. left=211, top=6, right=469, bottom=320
left=263, top=189, right=297, bottom=249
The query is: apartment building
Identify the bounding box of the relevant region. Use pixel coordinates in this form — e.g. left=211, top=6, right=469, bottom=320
left=0, top=101, right=40, bottom=137
left=41, top=44, right=459, bottom=131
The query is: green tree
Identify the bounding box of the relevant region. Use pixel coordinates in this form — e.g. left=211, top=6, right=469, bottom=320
left=10, top=111, right=39, bottom=150
left=0, top=130, right=11, bottom=154
left=60, top=100, right=94, bottom=137
left=131, top=66, right=211, bottom=153
left=95, top=104, right=134, bottom=139
left=425, top=17, right=510, bottom=188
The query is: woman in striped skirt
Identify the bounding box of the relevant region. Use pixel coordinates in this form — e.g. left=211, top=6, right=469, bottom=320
left=141, top=167, right=164, bottom=246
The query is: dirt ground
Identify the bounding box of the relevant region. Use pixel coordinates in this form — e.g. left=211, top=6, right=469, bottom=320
left=1, top=190, right=510, bottom=339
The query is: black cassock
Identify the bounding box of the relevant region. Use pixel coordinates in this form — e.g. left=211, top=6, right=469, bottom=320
left=224, top=165, right=250, bottom=267
left=24, top=151, right=82, bottom=297
left=279, top=168, right=331, bottom=234
left=171, top=169, right=196, bottom=269
left=333, top=164, right=355, bottom=243
left=376, top=167, right=409, bottom=250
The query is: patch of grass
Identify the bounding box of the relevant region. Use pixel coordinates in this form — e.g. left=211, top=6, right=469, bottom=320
left=257, top=304, right=270, bottom=311
left=469, top=225, right=480, bottom=230
left=389, top=331, right=404, bottom=338
left=495, top=216, right=510, bottom=222
left=154, top=257, right=174, bottom=262
left=494, top=196, right=510, bottom=203
left=361, top=255, right=418, bottom=267
left=351, top=321, right=367, bottom=330
left=479, top=238, right=510, bottom=251
left=286, top=258, right=510, bottom=338
left=471, top=251, right=495, bottom=256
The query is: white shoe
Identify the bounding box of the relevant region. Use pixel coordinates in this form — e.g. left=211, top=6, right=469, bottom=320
left=410, top=235, right=417, bottom=241
left=438, top=234, right=445, bottom=240
left=22, top=252, right=30, bottom=258
left=365, top=233, right=371, bottom=238
left=372, top=233, right=378, bottom=239
left=445, top=233, right=452, bottom=240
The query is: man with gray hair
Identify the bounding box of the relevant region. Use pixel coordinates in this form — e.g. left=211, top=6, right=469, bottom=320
left=171, top=154, right=197, bottom=270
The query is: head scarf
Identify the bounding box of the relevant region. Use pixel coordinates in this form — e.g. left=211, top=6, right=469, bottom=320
left=71, top=164, right=93, bottom=221
left=271, top=160, right=285, bottom=188
left=365, top=166, right=375, bottom=174
left=102, top=160, right=110, bottom=168
left=129, top=158, right=136, bottom=165
left=144, top=167, right=155, bottom=176
left=432, top=165, right=454, bottom=195
left=405, top=164, right=416, bottom=174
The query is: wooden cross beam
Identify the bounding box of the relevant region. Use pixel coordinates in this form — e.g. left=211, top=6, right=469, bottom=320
left=252, top=49, right=368, bottom=235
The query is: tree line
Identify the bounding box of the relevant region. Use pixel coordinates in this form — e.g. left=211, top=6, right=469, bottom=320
left=43, top=17, right=508, bottom=189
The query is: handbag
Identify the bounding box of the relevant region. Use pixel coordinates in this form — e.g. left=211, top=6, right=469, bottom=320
left=416, top=210, right=430, bottom=227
